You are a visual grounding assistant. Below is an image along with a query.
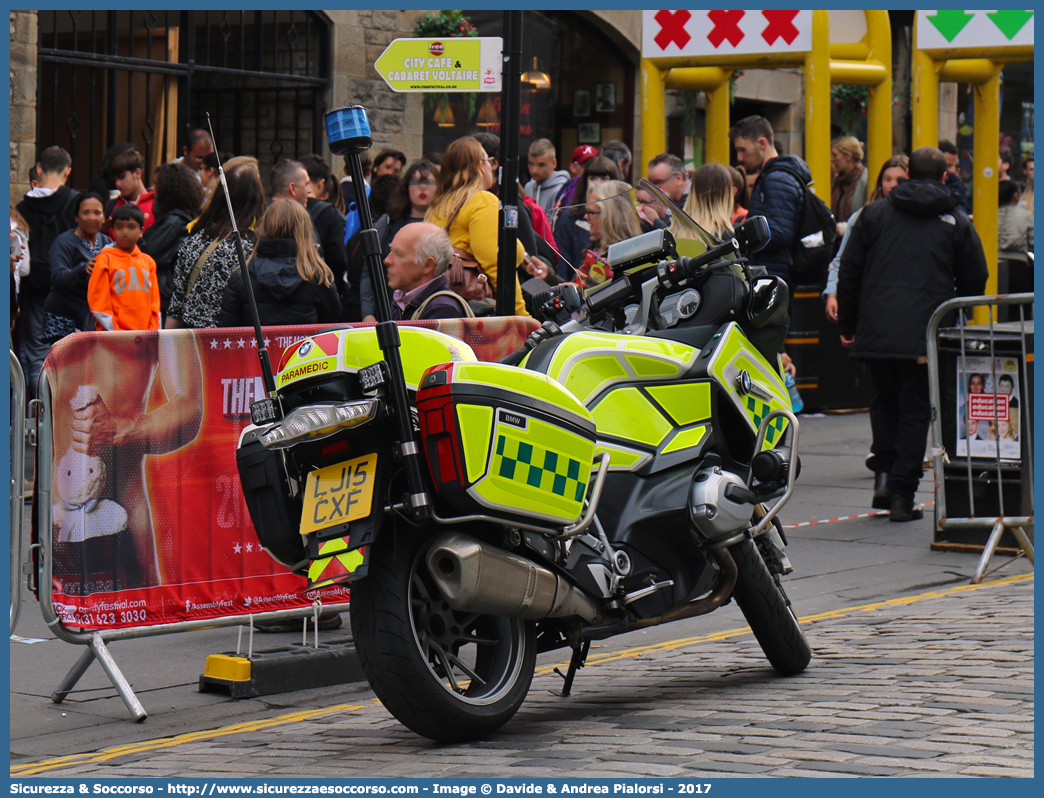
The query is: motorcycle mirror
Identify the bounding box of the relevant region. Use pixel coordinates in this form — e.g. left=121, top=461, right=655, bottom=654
left=748, top=276, right=790, bottom=330
left=734, top=216, right=771, bottom=256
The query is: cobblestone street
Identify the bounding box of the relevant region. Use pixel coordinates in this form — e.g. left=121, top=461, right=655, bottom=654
left=14, top=574, right=1032, bottom=779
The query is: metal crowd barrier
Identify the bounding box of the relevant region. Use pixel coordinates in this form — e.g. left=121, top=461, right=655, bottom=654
left=11, top=350, right=27, bottom=635
left=28, top=318, right=539, bottom=721
left=33, top=366, right=350, bottom=722
left=926, top=293, right=1034, bottom=584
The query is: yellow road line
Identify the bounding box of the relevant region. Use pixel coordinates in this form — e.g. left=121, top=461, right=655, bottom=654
left=12, top=573, right=1032, bottom=776
left=10, top=704, right=365, bottom=777
left=535, top=572, right=1034, bottom=674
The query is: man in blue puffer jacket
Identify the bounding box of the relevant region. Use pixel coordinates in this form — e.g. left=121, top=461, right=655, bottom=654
left=729, top=116, right=810, bottom=285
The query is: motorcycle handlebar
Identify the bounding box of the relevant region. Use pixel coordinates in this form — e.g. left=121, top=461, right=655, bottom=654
left=656, top=238, right=739, bottom=288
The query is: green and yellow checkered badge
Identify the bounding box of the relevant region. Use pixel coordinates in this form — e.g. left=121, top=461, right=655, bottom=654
left=468, top=413, right=594, bottom=524
left=495, top=436, right=588, bottom=503
left=746, top=397, right=787, bottom=446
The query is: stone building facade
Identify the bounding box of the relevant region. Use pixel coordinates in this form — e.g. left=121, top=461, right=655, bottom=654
left=15, top=9, right=958, bottom=200
left=10, top=10, right=38, bottom=207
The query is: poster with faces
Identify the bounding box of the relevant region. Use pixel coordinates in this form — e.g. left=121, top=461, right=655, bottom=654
left=956, top=356, right=1022, bottom=461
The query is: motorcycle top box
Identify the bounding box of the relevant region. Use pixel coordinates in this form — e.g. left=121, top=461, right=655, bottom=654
left=277, top=326, right=478, bottom=398
left=417, top=361, right=597, bottom=526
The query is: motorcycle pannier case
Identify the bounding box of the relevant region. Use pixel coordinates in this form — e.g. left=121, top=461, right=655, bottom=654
left=417, top=362, right=597, bottom=525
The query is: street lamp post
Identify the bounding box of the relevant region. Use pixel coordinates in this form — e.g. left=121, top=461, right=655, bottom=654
left=496, top=11, right=523, bottom=317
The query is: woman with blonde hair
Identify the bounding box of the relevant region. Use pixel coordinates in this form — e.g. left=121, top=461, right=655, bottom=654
left=217, top=198, right=340, bottom=326
left=684, top=163, right=738, bottom=239
left=425, top=136, right=527, bottom=315
left=830, top=135, right=868, bottom=224
left=579, top=180, right=642, bottom=285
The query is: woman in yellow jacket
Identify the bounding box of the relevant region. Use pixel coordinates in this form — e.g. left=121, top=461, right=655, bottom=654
left=425, top=136, right=528, bottom=316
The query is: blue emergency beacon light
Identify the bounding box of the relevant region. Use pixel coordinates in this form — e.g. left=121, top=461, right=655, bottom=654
left=325, top=104, right=372, bottom=155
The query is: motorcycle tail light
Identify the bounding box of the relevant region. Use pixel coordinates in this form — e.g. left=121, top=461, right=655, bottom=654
left=436, top=436, right=458, bottom=484
left=260, top=400, right=379, bottom=449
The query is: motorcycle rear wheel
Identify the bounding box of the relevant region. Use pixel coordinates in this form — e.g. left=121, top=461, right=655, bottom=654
left=728, top=536, right=811, bottom=675
left=350, top=525, right=537, bottom=742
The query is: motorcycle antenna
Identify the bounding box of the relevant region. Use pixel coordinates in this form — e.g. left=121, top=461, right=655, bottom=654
left=325, top=104, right=431, bottom=520
left=204, top=112, right=278, bottom=403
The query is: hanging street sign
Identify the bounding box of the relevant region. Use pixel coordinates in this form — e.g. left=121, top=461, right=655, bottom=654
left=917, top=10, right=1034, bottom=50
left=641, top=10, right=813, bottom=58
left=375, top=37, right=503, bottom=92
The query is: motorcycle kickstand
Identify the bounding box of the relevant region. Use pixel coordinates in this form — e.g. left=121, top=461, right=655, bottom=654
left=552, top=639, right=591, bottom=697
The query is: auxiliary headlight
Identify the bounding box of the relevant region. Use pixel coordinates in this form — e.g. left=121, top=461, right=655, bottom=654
left=260, top=400, right=379, bottom=449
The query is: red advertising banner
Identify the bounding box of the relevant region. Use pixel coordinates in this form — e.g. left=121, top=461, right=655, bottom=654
left=41, top=318, right=538, bottom=631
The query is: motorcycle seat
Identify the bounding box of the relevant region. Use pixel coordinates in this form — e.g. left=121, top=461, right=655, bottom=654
left=646, top=323, right=719, bottom=351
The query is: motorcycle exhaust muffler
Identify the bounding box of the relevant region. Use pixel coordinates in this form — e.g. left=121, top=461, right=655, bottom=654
left=425, top=532, right=605, bottom=624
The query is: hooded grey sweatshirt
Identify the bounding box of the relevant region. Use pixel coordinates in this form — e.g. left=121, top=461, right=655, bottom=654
left=525, top=169, right=571, bottom=218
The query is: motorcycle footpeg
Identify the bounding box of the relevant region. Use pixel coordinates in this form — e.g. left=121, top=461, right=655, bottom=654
left=622, top=580, right=674, bottom=605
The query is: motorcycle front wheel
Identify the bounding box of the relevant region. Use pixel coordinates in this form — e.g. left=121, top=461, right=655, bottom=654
left=728, top=536, right=811, bottom=676
left=350, top=524, right=537, bottom=742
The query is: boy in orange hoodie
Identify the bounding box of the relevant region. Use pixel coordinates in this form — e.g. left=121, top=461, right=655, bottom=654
left=87, top=204, right=160, bottom=331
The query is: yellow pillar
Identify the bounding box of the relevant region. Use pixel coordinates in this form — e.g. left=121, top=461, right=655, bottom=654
left=803, top=10, right=831, bottom=197
left=705, top=77, right=731, bottom=166
left=911, top=16, right=939, bottom=151
left=640, top=58, right=666, bottom=179
left=864, top=11, right=893, bottom=189
left=664, top=67, right=731, bottom=167
left=971, top=66, right=1002, bottom=324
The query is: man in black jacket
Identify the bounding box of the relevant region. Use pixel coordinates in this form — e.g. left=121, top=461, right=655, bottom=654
left=730, top=116, right=810, bottom=284
left=16, top=146, right=79, bottom=399
left=301, top=154, right=349, bottom=290
left=838, top=147, right=988, bottom=521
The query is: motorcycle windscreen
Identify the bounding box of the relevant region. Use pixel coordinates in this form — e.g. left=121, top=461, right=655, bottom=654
left=553, top=177, right=736, bottom=288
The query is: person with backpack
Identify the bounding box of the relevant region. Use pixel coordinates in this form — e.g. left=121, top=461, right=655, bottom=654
left=16, top=145, right=80, bottom=398
left=729, top=116, right=834, bottom=287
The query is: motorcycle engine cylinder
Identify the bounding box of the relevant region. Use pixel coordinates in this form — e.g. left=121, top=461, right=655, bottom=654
left=688, top=466, right=755, bottom=546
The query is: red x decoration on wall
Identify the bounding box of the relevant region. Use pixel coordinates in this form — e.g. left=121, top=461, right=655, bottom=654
left=707, top=10, right=746, bottom=48
left=653, top=9, right=692, bottom=50
left=761, top=10, right=800, bottom=46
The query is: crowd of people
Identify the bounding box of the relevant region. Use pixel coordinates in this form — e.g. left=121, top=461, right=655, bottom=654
left=10, top=128, right=696, bottom=387
left=10, top=119, right=1031, bottom=524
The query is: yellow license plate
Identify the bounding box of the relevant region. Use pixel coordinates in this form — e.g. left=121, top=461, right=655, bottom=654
left=300, top=454, right=377, bottom=535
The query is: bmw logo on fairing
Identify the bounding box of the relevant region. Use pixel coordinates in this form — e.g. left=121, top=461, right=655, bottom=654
left=737, top=370, right=752, bottom=395
left=298, top=340, right=313, bottom=358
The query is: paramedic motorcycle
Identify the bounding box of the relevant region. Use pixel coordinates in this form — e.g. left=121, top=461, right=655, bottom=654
left=235, top=180, right=810, bottom=743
